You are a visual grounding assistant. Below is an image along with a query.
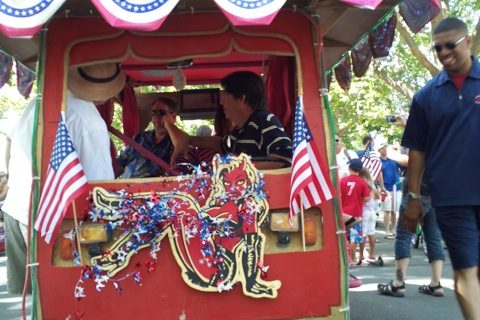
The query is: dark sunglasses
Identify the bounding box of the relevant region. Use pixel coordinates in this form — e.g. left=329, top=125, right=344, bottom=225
left=335, top=139, right=340, bottom=142
left=150, top=109, right=169, bottom=117
left=433, top=36, right=466, bottom=53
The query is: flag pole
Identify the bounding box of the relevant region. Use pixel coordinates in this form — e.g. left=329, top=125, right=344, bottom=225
left=72, top=201, right=84, bottom=265
left=300, top=199, right=306, bottom=252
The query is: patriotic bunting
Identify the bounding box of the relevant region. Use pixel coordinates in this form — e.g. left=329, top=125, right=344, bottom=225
left=91, top=0, right=179, bottom=31
left=338, top=0, right=383, bottom=10
left=0, top=0, right=66, bottom=38
left=214, top=0, right=286, bottom=26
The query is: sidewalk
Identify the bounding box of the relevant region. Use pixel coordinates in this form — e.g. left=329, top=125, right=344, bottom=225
left=349, top=223, right=462, bottom=320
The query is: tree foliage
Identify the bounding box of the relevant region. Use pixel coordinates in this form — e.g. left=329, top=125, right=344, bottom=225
left=330, top=0, right=480, bottom=150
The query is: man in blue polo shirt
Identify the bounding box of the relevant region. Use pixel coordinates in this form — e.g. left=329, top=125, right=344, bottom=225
left=402, top=17, right=480, bottom=319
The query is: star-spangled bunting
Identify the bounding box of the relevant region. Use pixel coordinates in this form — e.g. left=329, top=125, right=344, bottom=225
left=360, top=142, right=382, bottom=180
left=35, top=112, right=88, bottom=244
left=289, top=96, right=334, bottom=219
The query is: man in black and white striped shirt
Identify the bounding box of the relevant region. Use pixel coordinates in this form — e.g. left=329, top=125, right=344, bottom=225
left=165, top=71, right=292, bottom=170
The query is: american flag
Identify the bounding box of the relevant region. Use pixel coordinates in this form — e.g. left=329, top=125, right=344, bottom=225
left=360, top=142, right=382, bottom=180
left=35, top=113, right=88, bottom=244
left=289, top=97, right=334, bottom=219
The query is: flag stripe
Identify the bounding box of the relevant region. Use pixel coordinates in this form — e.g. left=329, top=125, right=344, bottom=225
left=36, top=156, right=83, bottom=233
left=44, top=177, right=87, bottom=243
left=360, top=144, right=382, bottom=180
left=41, top=167, right=87, bottom=236
left=35, top=113, right=88, bottom=244
left=289, top=96, right=334, bottom=219
left=308, top=143, right=333, bottom=201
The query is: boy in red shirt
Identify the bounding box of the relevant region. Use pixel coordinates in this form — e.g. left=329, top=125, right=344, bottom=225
left=340, top=158, right=371, bottom=265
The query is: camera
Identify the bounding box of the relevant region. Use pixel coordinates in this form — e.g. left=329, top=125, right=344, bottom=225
left=386, top=115, right=396, bottom=123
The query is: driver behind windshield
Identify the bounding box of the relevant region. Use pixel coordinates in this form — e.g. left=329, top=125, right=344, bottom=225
left=164, top=71, right=292, bottom=170
left=116, top=97, right=178, bottom=178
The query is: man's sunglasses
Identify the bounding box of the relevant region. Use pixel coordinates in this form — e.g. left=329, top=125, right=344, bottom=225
left=150, top=109, right=169, bottom=117
left=433, top=36, right=466, bottom=53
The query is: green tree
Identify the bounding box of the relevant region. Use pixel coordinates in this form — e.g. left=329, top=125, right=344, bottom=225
left=331, top=0, right=480, bottom=150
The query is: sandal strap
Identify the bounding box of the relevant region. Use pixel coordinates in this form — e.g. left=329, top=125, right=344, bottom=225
left=428, top=284, right=442, bottom=290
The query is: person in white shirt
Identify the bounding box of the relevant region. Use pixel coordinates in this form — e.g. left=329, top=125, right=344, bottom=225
left=2, top=62, right=124, bottom=294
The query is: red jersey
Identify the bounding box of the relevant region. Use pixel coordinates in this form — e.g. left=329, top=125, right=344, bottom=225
left=340, top=174, right=370, bottom=217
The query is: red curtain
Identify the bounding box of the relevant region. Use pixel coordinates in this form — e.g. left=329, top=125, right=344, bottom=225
left=119, top=82, right=139, bottom=138
left=265, top=56, right=295, bottom=136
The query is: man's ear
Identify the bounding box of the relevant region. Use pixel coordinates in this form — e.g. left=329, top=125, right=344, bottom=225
left=466, top=35, right=473, bottom=48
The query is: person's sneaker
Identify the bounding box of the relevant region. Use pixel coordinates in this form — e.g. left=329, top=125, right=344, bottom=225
left=349, top=275, right=362, bottom=288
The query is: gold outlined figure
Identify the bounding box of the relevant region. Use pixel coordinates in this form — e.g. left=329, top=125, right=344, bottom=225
left=91, top=154, right=281, bottom=298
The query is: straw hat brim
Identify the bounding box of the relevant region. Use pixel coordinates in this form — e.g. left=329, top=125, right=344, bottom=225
left=68, top=63, right=126, bottom=102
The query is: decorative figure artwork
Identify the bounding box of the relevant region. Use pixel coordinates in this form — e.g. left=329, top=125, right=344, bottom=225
left=88, top=154, right=281, bottom=298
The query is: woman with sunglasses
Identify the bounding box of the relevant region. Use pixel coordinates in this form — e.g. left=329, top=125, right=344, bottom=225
left=116, top=97, right=178, bottom=178
left=401, top=17, right=480, bottom=320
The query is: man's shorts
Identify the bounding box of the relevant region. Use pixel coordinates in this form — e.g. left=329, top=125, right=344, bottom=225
left=435, top=206, right=480, bottom=270
left=381, top=190, right=402, bottom=212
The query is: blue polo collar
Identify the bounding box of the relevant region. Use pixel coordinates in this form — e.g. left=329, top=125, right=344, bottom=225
left=435, top=56, right=480, bottom=87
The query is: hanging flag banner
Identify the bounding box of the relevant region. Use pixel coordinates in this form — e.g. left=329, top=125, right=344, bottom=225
left=16, top=61, right=35, bottom=98
left=214, top=0, right=286, bottom=26
left=400, top=0, right=440, bottom=33
left=0, top=51, right=13, bottom=89
left=90, top=0, right=179, bottom=31
left=338, top=0, right=383, bottom=10
left=0, top=0, right=66, bottom=37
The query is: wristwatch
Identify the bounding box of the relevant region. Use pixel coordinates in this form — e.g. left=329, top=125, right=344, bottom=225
left=407, top=192, right=420, bottom=200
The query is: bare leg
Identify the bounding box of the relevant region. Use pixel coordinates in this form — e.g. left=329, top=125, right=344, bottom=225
left=359, top=241, right=366, bottom=262
left=367, top=235, right=376, bottom=258
left=430, top=260, right=443, bottom=286
left=390, top=212, right=397, bottom=235
left=350, top=243, right=357, bottom=264
left=394, top=257, right=409, bottom=286
left=383, top=211, right=391, bottom=235
left=454, top=266, right=480, bottom=320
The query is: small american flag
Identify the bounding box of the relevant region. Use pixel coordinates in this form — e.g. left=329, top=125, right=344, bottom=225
left=35, top=113, right=88, bottom=244
left=361, top=142, right=382, bottom=180
left=290, top=97, right=334, bottom=218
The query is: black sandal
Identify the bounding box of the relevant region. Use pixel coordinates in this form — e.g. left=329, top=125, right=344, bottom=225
left=377, top=280, right=406, bottom=297
left=418, top=284, right=444, bottom=297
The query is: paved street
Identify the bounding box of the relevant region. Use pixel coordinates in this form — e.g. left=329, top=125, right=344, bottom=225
left=0, top=221, right=463, bottom=320
left=349, top=226, right=463, bottom=320
left=0, top=255, right=31, bottom=320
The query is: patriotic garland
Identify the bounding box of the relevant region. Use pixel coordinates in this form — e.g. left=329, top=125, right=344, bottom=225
left=71, top=155, right=271, bottom=299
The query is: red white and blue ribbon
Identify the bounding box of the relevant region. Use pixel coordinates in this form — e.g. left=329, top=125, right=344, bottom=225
left=91, top=0, right=179, bottom=31
left=339, top=0, right=383, bottom=10
left=214, top=0, right=286, bottom=26
left=0, top=0, right=66, bottom=38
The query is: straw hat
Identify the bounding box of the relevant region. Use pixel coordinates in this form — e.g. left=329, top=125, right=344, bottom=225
left=68, top=63, right=126, bottom=102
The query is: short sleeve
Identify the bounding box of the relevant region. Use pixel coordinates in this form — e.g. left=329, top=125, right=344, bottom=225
left=401, top=95, right=428, bottom=152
